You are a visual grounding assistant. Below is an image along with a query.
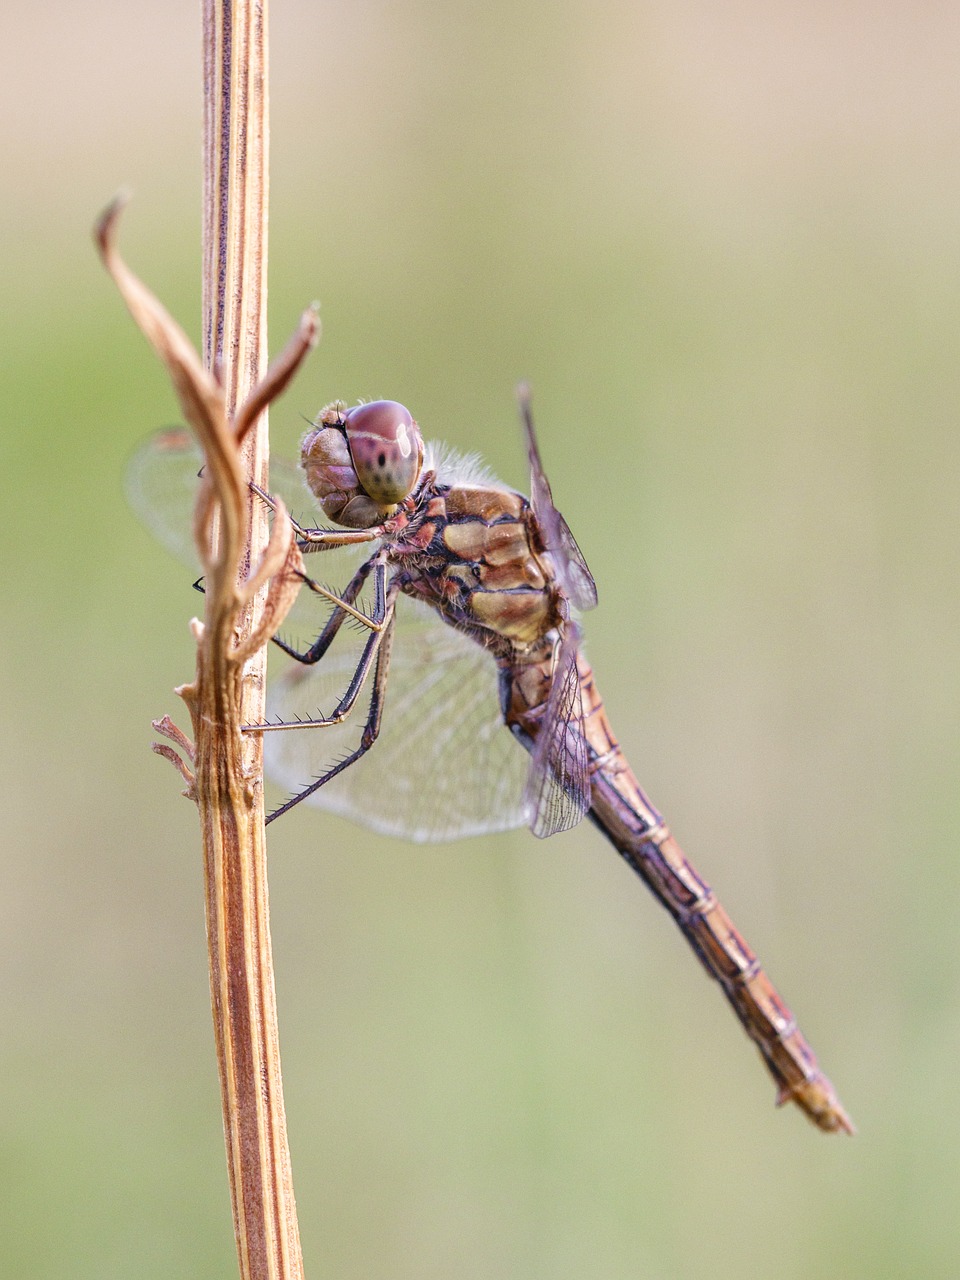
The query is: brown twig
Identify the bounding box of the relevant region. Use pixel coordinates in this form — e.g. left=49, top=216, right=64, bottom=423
left=97, top=194, right=314, bottom=1279
left=95, top=5, right=317, bottom=1272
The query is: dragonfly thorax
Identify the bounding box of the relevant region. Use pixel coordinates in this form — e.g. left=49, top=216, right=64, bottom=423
left=301, top=399, right=425, bottom=529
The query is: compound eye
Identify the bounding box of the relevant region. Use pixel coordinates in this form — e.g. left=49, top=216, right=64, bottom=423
left=343, top=400, right=424, bottom=505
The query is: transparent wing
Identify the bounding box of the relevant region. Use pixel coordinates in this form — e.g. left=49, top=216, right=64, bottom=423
left=521, top=623, right=592, bottom=838
left=126, top=426, right=339, bottom=562
left=125, top=427, right=207, bottom=568
left=125, top=427, right=374, bottom=638
left=265, top=596, right=531, bottom=842
left=541, top=507, right=598, bottom=612
left=520, top=390, right=598, bottom=611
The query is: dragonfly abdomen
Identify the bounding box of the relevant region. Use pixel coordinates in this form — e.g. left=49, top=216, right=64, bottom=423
left=576, top=660, right=855, bottom=1134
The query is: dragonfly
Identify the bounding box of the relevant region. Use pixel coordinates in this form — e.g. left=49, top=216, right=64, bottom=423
left=127, top=392, right=853, bottom=1134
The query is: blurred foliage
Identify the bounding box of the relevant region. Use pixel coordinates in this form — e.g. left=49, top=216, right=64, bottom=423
left=2, top=1, right=960, bottom=1277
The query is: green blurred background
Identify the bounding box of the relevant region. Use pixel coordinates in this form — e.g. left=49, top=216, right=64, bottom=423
left=3, top=1, right=958, bottom=1276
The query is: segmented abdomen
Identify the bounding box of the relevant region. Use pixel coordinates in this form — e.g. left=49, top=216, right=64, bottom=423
left=579, top=658, right=853, bottom=1133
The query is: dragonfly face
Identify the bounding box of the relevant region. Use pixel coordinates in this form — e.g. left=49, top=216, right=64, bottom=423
left=301, top=399, right=425, bottom=529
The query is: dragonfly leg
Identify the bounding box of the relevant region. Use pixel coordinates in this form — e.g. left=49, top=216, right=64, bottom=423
left=271, top=555, right=380, bottom=664
left=250, top=481, right=388, bottom=550
left=191, top=551, right=384, bottom=659
left=287, top=553, right=388, bottom=643
left=243, top=565, right=397, bottom=736
left=260, top=585, right=399, bottom=824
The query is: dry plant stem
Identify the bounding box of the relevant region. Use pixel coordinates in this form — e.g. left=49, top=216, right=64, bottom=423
left=198, top=7, right=309, bottom=1277
left=97, top=192, right=314, bottom=1280
left=97, top=197, right=313, bottom=1280
left=208, top=12, right=308, bottom=1274
left=101, top=19, right=316, bottom=1230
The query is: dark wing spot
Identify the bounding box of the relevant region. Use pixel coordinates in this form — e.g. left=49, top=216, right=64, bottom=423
left=378, top=451, right=386, bottom=467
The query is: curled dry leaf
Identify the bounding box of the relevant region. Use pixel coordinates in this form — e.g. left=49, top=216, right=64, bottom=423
left=233, top=500, right=306, bottom=664
left=96, top=196, right=317, bottom=801
left=152, top=714, right=196, bottom=761
left=233, top=305, right=320, bottom=448
left=151, top=743, right=198, bottom=798
left=95, top=194, right=245, bottom=595
left=151, top=715, right=198, bottom=797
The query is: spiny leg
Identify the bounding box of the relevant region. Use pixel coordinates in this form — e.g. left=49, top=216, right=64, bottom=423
left=274, top=555, right=385, bottom=665
left=260, top=585, right=399, bottom=824
left=272, top=558, right=373, bottom=665
left=247, top=563, right=392, bottom=736
left=190, top=553, right=385, bottom=662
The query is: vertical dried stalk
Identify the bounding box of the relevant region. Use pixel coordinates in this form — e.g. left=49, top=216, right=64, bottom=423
left=97, top=2, right=313, bottom=1276
left=197, top=4, right=305, bottom=1280
left=98, top=194, right=315, bottom=1279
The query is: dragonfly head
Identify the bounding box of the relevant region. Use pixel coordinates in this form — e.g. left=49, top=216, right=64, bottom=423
left=301, top=399, right=425, bottom=528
